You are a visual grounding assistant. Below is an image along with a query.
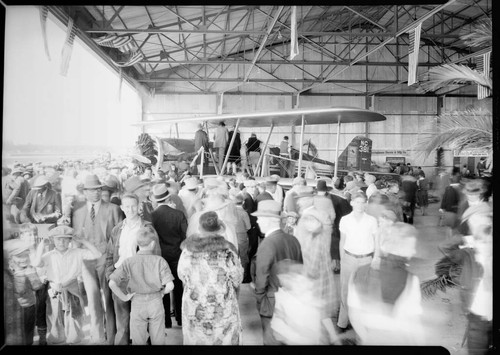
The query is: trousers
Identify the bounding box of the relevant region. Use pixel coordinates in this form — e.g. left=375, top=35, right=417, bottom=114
left=81, top=255, right=116, bottom=344
left=130, top=293, right=165, bottom=345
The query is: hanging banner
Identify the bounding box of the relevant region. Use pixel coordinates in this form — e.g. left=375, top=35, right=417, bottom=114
left=39, top=6, right=51, bottom=61
left=407, top=22, right=422, bottom=86
left=289, top=6, right=299, bottom=60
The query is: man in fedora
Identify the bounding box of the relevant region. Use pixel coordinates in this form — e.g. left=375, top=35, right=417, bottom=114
left=151, top=183, right=188, bottom=328
left=20, top=175, right=62, bottom=224
left=251, top=200, right=303, bottom=345
left=71, top=174, right=123, bottom=344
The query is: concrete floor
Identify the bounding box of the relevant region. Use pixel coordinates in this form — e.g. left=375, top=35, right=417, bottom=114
left=33, top=194, right=470, bottom=350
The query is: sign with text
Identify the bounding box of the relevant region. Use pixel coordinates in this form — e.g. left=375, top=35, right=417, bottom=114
left=386, top=156, right=406, bottom=165
left=453, top=150, right=489, bottom=157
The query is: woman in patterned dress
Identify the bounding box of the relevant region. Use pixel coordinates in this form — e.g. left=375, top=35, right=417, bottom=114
left=178, top=211, right=243, bottom=345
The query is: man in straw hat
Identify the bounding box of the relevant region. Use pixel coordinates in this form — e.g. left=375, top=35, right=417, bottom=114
left=178, top=177, right=201, bottom=220
left=251, top=200, right=303, bottom=345
left=151, top=184, right=188, bottom=328
left=70, top=174, right=123, bottom=344
left=20, top=175, right=62, bottom=224
left=32, top=225, right=102, bottom=344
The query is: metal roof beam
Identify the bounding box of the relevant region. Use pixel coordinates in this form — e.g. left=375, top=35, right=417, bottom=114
left=138, top=59, right=442, bottom=67
left=138, top=78, right=401, bottom=84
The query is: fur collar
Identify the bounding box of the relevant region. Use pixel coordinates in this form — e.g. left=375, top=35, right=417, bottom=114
left=181, top=234, right=237, bottom=254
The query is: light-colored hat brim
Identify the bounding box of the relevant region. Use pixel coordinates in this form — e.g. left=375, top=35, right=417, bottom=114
left=83, top=184, right=104, bottom=190
left=251, top=211, right=285, bottom=218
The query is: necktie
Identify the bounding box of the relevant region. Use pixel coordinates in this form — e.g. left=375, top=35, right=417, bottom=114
left=91, top=204, right=95, bottom=223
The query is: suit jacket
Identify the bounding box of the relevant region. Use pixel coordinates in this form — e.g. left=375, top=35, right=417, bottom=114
left=21, top=188, right=62, bottom=224
left=254, top=229, right=303, bottom=317
left=71, top=201, right=123, bottom=254
left=255, top=191, right=273, bottom=205
left=151, top=204, right=188, bottom=262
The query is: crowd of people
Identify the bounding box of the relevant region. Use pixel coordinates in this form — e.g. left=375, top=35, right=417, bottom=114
left=1, top=157, right=493, bottom=352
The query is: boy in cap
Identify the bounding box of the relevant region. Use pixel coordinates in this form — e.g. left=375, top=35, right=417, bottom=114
left=5, top=238, right=45, bottom=345
left=109, top=226, right=175, bottom=345
left=19, top=222, right=50, bottom=345
left=32, top=225, right=102, bottom=344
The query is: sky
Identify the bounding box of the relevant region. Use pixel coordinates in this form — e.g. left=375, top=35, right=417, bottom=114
left=2, top=6, right=142, bottom=153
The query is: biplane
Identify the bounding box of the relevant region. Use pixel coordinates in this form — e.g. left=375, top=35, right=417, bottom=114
left=134, top=106, right=400, bottom=187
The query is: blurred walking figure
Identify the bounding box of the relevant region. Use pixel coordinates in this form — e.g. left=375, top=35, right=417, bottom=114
left=438, top=204, right=492, bottom=355
left=178, top=211, right=243, bottom=345
left=348, top=222, right=426, bottom=345
left=252, top=200, right=303, bottom=345
left=416, top=171, right=429, bottom=215
left=294, top=206, right=337, bottom=318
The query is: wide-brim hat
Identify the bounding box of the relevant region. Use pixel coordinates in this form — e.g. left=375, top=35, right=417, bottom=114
left=11, top=167, right=25, bottom=175
left=83, top=174, right=104, bottom=190
left=203, top=177, right=227, bottom=190
left=103, top=175, right=120, bottom=192
left=152, top=183, right=169, bottom=202
left=183, top=177, right=200, bottom=190
left=123, top=176, right=150, bottom=193
left=33, top=175, right=50, bottom=189
left=48, top=225, right=74, bottom=239
left=251, top=200, right=284, bottom=218
left=4, top=239, right=31, bottom=256
left=461, top=202, right=492, bottom=223
left=199, top=211, right=225, bottom=234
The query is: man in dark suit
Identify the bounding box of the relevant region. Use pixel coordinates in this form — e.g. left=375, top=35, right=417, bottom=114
left=20, top=175, right=62, bottom=224
left=252, top=200, right=303, bottom=345
left=151, top=183, right=188, bottom=328
left=71, top=174, right=123, bottom=344
left=241, top=179, right=260, bottom=283
left=255, top=181, right=273, bottom=205
left=328, top=184, right=353, bottom=273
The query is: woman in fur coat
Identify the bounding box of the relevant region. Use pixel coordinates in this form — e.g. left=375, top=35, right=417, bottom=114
left=178, top=211, right=243, bottom=345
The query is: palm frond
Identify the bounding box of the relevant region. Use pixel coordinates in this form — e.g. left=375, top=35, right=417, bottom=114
left=420, top=256, right=462, bottom=299
left=417, top=64, right=492, bottom=93
left=412, top=108, right=492, bottom=161
left=460, top=18, right=492, bottom=48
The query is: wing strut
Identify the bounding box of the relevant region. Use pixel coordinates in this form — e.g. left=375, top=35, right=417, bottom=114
left=334, top=115, right=341, bottom=179
left=257, top=123, right=275, bottom=177
left=297, top=114, right=305, bottom=177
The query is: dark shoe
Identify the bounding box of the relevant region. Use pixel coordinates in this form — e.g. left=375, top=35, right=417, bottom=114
left=165, top=323, right=172, bottom=329
left=177, top=319, right=182, bottom=326
left=38, top=327, right=47, bottom=346
left=333, top=267, right=340, bottom=274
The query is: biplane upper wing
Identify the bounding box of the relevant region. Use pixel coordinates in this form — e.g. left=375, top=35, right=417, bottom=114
left=134, top=106, right=386, bottom=128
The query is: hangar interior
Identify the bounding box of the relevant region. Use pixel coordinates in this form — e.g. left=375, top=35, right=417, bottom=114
left=46, top=2, right=492, bottom=176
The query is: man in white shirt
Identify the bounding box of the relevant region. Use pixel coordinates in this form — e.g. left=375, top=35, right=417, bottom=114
left=337, top=191, right=379, bottom=331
